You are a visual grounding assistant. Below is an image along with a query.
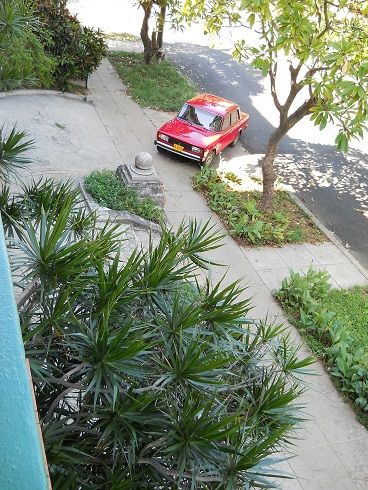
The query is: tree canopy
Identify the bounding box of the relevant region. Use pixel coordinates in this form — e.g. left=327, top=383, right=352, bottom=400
left=179, top=0, right=368, bottom=206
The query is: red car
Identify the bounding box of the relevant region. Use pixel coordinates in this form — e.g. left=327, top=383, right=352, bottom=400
left=155, top=93, right=249, bottom=166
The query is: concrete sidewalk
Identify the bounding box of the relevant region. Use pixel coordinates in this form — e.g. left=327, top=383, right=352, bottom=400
left=88, top=59, right=368, bottom=489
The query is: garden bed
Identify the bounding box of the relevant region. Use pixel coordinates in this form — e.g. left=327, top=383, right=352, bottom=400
left=193, top=167, right=325, bottom=246
left=275, top=268, right=368, bottom=428
left=107, top=51, right=198, bottom=111
left=84, top=169, right=163, bottom=223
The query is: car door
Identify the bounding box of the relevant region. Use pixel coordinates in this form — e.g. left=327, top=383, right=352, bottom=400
left=229, top=109, right=241, bottom=140
left=219, top=113, right=232, bottom=151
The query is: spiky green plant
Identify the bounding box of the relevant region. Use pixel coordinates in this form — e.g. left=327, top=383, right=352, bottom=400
left=0, top=125, right=34, bottom=182
left=5, top=179, right=313, bottom=489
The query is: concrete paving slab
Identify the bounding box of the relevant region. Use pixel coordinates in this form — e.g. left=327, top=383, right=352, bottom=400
left=276, top=243, right=322, bottom=269
left=268, top=459, right=303, bottom=490
left=332, top=438, right=368, bottom=481
left=245, top=283, right=284, bottom=320
left=306, top=391, right=358, bottom=423
left=304, top=242, right=351, bottom=265
left=257, top=267, right=294, bottom=291
left=164, top=188, right=209, bottom=213
left=318, top=418, right=368, bottom=445
left=288, top=445, right=353, bottom=490
left=241, top=247, right=287, bottom=270
left=165, top=210, right=214, bottom=230
left=324, top=263, right=368, bottom=288
left=293, top=419, right=330, bottom=450
left=301, top=366, right=340, bottom=395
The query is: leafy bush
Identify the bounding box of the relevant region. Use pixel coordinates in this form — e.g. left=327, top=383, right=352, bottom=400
left=85, top=169, right=163, bottom=223
left=193, top=167, right=323, bottom=246
left=35, top=0, right=106, bottom=89
left=0, top=0, right=55, bottom=90
left=4, top=178, right=313, bottom=488
left=275, top=268, right=368, bottom=418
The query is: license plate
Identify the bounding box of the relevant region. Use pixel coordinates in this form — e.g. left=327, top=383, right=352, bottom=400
left=173, top=143, right=184, bottom=152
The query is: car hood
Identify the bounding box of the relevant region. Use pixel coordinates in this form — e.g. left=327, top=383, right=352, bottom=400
left=159, top=118, right=219, bottom=148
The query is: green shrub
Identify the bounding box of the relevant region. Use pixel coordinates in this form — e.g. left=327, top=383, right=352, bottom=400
left=0, top=0, right=55, bottom=90
left=0, top=30, right=55, bottom=91
left=35, top=0, right=106, bottom=89
left=85, top=169, right=163, bottom=223
left=275, top=268, right=368, bottom=418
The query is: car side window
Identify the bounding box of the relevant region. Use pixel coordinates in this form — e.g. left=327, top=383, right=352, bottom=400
left=230, top=109, right=240, bottom=126
left=210, top=115, right=222, bottom=132
left=222, top=114, right=231, bottom=130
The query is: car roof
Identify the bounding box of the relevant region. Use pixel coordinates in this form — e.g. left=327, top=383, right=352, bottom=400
left=186, top=93, right=238, bottom=117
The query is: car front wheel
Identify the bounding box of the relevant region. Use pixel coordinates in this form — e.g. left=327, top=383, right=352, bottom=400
left=203, top=150, right=216, bottom=167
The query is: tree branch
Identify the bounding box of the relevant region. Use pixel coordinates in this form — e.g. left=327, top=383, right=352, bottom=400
left=269, top=64, right=284, bottom=114
left=286, top=97, right=316, bottom=130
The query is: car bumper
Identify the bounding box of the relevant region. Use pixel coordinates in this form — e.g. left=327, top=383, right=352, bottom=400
left=155, top=140, right=203, bottom=162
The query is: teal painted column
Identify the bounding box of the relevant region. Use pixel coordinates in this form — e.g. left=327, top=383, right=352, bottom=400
left=0, top=217, right=50, bottom=489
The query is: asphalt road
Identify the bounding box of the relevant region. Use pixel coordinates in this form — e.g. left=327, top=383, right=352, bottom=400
left=167, top=43, right=368, bottom=269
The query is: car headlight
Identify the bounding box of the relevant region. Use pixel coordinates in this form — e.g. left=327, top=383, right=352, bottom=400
left=158, top=133, right=169, bottom=142
left=191, top=146, right=202, bottom=154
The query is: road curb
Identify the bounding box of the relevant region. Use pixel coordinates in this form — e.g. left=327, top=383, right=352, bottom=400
left=0, top=89, right=93, bottom=103
left=289, top=192, right=368, bottom=281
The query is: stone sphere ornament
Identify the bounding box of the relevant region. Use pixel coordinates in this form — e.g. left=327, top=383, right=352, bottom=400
left=132, top=152, right=154, bottom=175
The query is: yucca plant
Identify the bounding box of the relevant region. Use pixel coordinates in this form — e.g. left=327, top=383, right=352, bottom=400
left=5, top=179, right=313, bottom=489
left=0, top=125, right=34, bottom=182
left=0, top=0, right=36, bottom=40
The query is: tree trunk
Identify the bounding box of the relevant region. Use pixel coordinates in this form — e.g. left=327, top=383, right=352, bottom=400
left=261, top=96, right=316, bottom=209
left=261, top=128, right=285, bottom=210
left=157, top=4, right=166, bottom=50
left=140, top=3, right=153, bottom=64
left=151, top=30, right=159, bottom=60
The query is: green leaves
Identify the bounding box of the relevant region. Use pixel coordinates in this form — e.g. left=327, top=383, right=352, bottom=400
left=0, top=125, right=34, bottom=182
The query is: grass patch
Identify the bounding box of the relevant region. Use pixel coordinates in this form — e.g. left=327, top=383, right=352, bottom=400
left=193, top=167, right=325, bottom=246
left=85, top=170, right=163, bottom=223
left=107, top=51, right=198, bottom=111
left=105, top=32, right=140, bottom=42
left=322, top=286, right=368, bottom=353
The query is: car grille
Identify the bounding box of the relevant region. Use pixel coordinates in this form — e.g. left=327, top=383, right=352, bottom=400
left=167, top=136, right=194, bottom=152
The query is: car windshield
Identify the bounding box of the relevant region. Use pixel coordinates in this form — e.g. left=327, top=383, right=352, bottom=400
left=177, top=104, right=222, bottom=132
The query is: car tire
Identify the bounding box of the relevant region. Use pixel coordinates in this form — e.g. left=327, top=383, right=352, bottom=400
left=203, top=150, right=216, bottom=167
left=156, top=146, right=164, bottom=153
left=229, top=131, right=241, bottom=147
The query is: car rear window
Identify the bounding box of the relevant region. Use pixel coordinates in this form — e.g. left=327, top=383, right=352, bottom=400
left=177, top=104, right=222, bottom=132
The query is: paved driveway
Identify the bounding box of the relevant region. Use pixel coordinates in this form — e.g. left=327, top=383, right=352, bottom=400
left=0, top=93, right=122, bottom=185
